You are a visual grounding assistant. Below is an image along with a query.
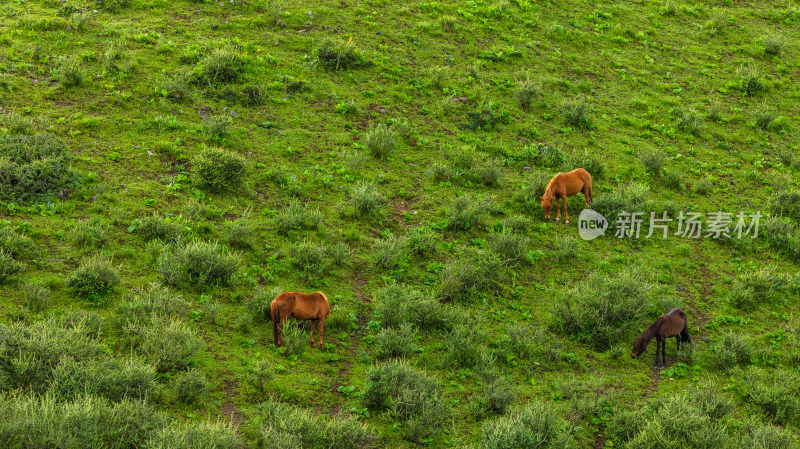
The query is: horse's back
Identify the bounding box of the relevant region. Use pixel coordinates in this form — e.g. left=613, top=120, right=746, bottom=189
left=658, top=308, right=687, bottom=337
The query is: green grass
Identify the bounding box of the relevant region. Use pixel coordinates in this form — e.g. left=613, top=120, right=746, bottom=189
left=1, top=0, right=800, bottom=447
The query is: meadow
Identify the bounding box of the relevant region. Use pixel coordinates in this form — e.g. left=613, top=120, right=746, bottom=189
left=1, top=0, right=800, bottom=447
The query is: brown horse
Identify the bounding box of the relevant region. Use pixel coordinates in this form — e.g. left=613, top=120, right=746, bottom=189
left=541, top=168, right=593, bottom=224
left=631, top=308, right=691, bottom=369
left=270, top=291, right=330, bottom=349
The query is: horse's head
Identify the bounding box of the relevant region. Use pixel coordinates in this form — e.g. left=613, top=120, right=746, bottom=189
left=541, top=195, right=552, bottom=220
left=631, top=336, right=648, bottom=358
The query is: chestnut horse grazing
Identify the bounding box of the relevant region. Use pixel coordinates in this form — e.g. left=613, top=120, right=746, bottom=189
left=631, top=308, right=691, bottom=369
left=541, top=168, right=593, bottom=224
left=271, top=291, right=330, bottom=349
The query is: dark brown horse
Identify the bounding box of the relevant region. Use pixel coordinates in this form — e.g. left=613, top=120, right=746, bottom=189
left=632, top=308, right=691, bottom=368
left=270, top=291, right=330, bottom=349
left=541, top=168, right=593, bottom=224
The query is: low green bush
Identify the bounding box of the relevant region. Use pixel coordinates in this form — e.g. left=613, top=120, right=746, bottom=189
left=147, top=421, right=245, bottom=449
left=477, top=401, right=578, bottom=448
left=551, top=267, right=653, bottom=350
left=171, top=369, right=209, bottom=404
left=273, top=199, right=322, bottom=234
left=156, top=240, right=240, bottom=290
left=65, top=256, right=120, bottom=302
left=439, top=249, right=503, bottom=303
left=0, top=250, right=24, bottom=284
left=0, top=133, right=79, bottom=203
left=191, top=147, right=247, bottom=193
left=374, top=324, right=418, bottom=359
left=127, top=318, right=204, bottom=373
left=362, top=360, right=448, bottom=443
left=316, top=38, right=373, bottom=72
left=256, top=399, right=375, bottom=448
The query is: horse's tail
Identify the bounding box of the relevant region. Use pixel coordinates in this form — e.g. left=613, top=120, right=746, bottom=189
left=316, top=291, right=331, bottom=317
left=271, top=302, right=280, bottom=345
left=582, top=168, right=594, bottom=203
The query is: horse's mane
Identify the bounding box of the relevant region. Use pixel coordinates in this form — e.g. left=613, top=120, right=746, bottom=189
left=632, top=320, right=660, bottom=354
left=543, top=173, right=562, bottom=198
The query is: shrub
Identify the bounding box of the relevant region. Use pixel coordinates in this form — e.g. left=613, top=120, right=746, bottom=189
left=662, top=168, right=684, bottom=190
left=374, top=324, right=418, bottom=359
left=551, top=267, right=653, bottom=350
left=0, top=318, right=106, bottom=392
left=737, top=366, right=800, bottom=426
left=348, top=182, right=387, bottom=218
left=516, top=78, right=540, bottom=111
left=0, top=393, right=164, bottom=449
left=560, top=99, right=592, bottom=129
left=226, top=219, right=256, bottom=249
left=591, top=183, right=650, bottom=225
left=727, top=266, right=787, bottom=309
left=68, top=220, right=108, bottom=249
left=478, top=401, right=578, bottom=448
left=65, top=256, right=120, bottom=301
left=520, top=143, right=565, bottom=169
left=476, top=160, right=503, bottom=187
left=0, top=112, right=38, bottom=135
left=49, top=357, right=157, bottom=402
left=191, top=147, right=247, bottom=193
left=172, top=369, right=209, bottom=404
left=490, top=232, right=530, bottom=265
left=551, top=235, right=579, bottom=259
left=674, top=108, right=702, bottom=135
left=405, top=227, right=438, bottom=258
left=0, top=250, right=23, bottom=284
left=203, top=115, right=233, bottom=140
left=694, top=176, right=714, bottom=196
left=129, top=318, right=204, bottom=372
left=362, top=360, right=447, bottom=443
left=514, top=171, right=551, bottom=214
left=57, top=56, right=84, bottom=88
left=328, top=242, right=351, bottom=266
left=639, top=149, right=665, bottom=176
left=374, top=284, right=463, bottom=331
left=118, top=283, right=189, bottom=324
left=365, top=123, right=397, bottom=160
left=762, top=33, right=785, bottom=56
left=483, top=376, right=515, bottom=414
left=0, top=225, right=34, bottom=258
left=446, top=194, right=492, bottom=231
left=159, top=69, right=194, bottom=101
left=274, top=199, right=322, bottom=234
left=200, top=48, right=245, bottom=85
left=246, top=360, right=274, bottom=396
left=460, top=108, right=511, bottom=131
left=256, top=399, right=376, bottom=448
left=737, top=64, right=767, bottom=96
left=442, top=324, right=484, bottom=368
left=608, top=388, right=730, bottom=448
left=316, top=38, right=373, bottom=71
left=157, top=240, right=240, bottom=290
left=148, top=421, right=245, bottom=449
left=763, top=217, right=799, bottom=258
left=290, top=240, right=332, bottom=284
left=567, top=149, right=606, bottom=180
left=21, top=282, right=50, bottom=312
left=277, top=319, right=310, bottom=356
left=739, top=420, right=796, bottom=449
left=439, top=249, right=503, bottom=302
left=372, top=235, right=408, bottom=270
left=769, top=189, right=800, bottom=221
left=241, top=84, right=267, bottom=106
left=0, top=133, right=79, bottom=203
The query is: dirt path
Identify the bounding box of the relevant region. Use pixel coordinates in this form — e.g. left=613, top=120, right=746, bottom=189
left=328, top=264, right=372, bottom=415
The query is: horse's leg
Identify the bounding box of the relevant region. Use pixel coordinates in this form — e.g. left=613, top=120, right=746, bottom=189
left=277, top=318, right=285, bottom=347
left=318, top=316, right=325, bottom=349
left=563, top=195, right=570, bottom=224
left=653, top=340, right=660, bottom=369
left=661, top=338, right=667, bottom=368
left=555, top=197, right=561, bottom=222
left=309, top=320, right=317, bottom=347
left=675, top=335, right=680, bottom=358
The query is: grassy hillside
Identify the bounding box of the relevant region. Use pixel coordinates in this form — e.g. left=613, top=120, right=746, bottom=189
left=1, top=0, right=800, bottom=447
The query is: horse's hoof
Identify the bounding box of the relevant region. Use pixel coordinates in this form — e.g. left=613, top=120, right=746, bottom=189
left=565, top=220, right=569, bottom=225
